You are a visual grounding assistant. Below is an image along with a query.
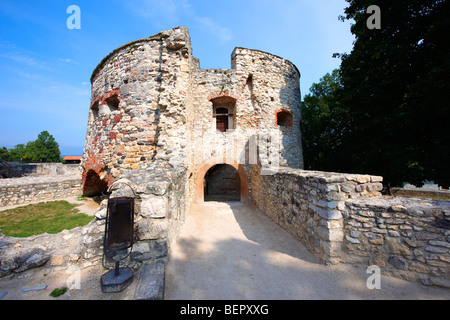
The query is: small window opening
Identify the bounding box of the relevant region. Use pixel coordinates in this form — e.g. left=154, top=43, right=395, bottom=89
left=83, top=170, right=108, bottom=196
left=211, top=96, right=236, bottom=132
left=91, top=101, right=99, bottom=119
left=105, top=94, right=120, bottom=112
left=276, top=110, right=293, bottom=127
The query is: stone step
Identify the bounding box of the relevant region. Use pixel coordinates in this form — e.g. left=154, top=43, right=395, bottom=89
left=134, top=260, right=165, bottom=300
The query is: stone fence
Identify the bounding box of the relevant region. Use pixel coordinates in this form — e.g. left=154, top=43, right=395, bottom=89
left=343, top=197, right=450, bottom=287
left=251, top=167, right=384, bottom=265
left=250, top=167, right=450, bottom=287
left=1, top=162, right=81, bottom=179
left=0, top=175, right=82, bottom=207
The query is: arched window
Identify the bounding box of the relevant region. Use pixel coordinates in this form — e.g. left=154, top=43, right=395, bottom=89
left=211, top=96, right=236, bottom=132
left=215, top=108, right=229, bottom=133
left=91, top=100, right=99, bottom=120
left=276, top=110, right=293, bottom=127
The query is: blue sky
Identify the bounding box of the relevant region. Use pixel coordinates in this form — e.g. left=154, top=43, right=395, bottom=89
left=0, top=0, right=354, bottom=156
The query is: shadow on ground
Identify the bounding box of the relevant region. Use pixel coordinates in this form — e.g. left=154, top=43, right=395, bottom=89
left=164, top=201, right=450, bottom=300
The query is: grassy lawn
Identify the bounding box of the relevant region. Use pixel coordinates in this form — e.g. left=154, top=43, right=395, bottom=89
left=0, top=201, right=94, bottom=238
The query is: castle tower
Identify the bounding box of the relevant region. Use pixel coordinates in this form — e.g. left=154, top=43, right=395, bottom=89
left=82, top=27, right=303, bottom=201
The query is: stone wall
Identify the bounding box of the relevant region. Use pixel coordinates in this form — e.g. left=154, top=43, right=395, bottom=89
left=1, top=162, right=81, bottom=179
left=79, top=163, right=189, bottom=268
left=0, top=175, right=82, bottom=207
left=82, top=27, right=193, bottom=194
left=250, top=166, right=383, bottom=264
left=250, top=166, right=450, bottom=287
left=343, top=197, right=450, bottom=287
left=0, top=162, right=188, bottom=282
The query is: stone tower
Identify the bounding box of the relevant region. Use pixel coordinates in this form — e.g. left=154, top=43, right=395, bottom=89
left=82, top=26, right=303, bottom=201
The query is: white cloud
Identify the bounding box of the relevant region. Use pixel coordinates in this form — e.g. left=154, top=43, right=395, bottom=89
left=123, top=0, right=232, bottom=44
left=193, top=16, right=232, bottom=44
left=126, top=0, right=189, bottom=24
left=0, top=49, right=50, bottom=70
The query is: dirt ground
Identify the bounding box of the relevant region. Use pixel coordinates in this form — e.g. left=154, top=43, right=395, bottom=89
left=0, top=196, right=138, bottom=300
left=165, top=201, right=450, bottom=300
left=1, top=198, right=449, bottom=300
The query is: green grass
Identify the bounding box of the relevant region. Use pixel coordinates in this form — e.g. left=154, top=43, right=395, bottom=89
left=0, top=201, right=94, bottom=238
left=49, top=287, right=67, bottom=298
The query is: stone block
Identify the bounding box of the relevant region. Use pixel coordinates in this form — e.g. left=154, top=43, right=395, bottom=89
left=140, top=197, right=167, bottom=218
left=134, top=260, right=165, bottom=300
left=316, top=207, right=343, bottom=220
left=388, top=255, right=407, bottom=270
left=50, top=255, right=65, bottom=267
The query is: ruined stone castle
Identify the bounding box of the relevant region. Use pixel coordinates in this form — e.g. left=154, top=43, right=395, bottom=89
left=77, top=27, right=449, bottom=288
left=0, top=27, right=448, bottom=292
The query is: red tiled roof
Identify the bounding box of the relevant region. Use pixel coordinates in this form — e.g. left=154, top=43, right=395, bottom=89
left=64, top=156, right=82, bottom=161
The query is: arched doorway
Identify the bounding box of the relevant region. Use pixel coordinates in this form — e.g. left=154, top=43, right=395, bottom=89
left=204, top=164, right=240, bottom=201
left=195, top=161, right=249, bottom=203
left=83, top=169, right=108, bottom=196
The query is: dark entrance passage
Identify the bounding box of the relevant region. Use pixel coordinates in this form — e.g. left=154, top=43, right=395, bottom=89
left=83, top=169, right=108, bottom=196
left=204, top=164, right=240, bottom=201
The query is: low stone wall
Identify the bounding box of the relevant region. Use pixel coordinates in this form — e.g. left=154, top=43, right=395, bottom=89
left=250, top=167, right=450, bottom=287
left=0, top=163, right=189, bottom=279
left=250, top=167, right=384, bottom=265
left=391, top=187, right=450, bottom=200
left=343, top=197, right=450, bottom=287
left=79, top=163, right=189, bottom=268
left=0, top=175, right=82, bottom=207
left=1, top=162, right=81, bottom=178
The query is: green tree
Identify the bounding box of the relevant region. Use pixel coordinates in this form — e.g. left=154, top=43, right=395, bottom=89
left=0, top=147, right=8, bottom=160
left=301, top=69, right=351, bottom=172
left=337, top=0, right=450, bottom=188
left=30, top=131, right=61, bottom=162
left=7, top=144, right=27, bottom=162
left=2, top=131, right=61, bottom=163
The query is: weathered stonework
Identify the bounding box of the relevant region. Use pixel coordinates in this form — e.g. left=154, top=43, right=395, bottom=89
left=343, top=197, right=450, bottom=287
left=251, top=167, right=384, bottom=265
left=1, top=27, right=448, bottom=291
left=250, top=167, right=450, bottom=287
left=0, top=163, right=81, bottom=207
left=82, top=26, right=303, bottom=198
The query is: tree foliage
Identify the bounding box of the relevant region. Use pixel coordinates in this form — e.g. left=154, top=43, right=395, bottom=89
left=340, top=0, right=449, bottom=188
left=303, top=0, right=450, bottom=189
left=1, top=131, right=61, bottom=163
left=301, top=70, right=350, bottom=172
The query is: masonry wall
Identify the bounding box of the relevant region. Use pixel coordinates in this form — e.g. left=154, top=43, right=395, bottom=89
left=82, top=27, right=193, bottom=194
left=250, top=167, right=450, bottom=287
left=0, top=162, right=80, bottom=179
left=343, top=197, right=450, bottom=287
left=0, top=175, right=82, bottom=207
left=250, top=167, right=383, bottom=264
left=78, top=163, right=189, bottom=267
left=186, top=47, right=303, bottom=203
